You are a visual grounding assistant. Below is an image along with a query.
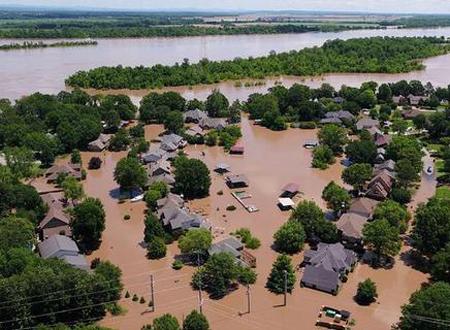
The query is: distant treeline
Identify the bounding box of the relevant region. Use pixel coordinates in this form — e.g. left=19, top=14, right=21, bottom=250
left=382, top=15, right=450, bottom=28
left=66, top=36, right=450, bottom=90
left=0, top=22, right=361, bottom=38
left=0, top=40, right=98, bottom=50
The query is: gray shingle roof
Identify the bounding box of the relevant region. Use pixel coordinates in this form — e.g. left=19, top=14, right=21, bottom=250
left=38, top=235, right=79, bottom=259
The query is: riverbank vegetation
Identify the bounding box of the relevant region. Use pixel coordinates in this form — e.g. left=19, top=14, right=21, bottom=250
left=0, top=40, right=97, bottom=50
left=66, top=37, right=450, bottom=89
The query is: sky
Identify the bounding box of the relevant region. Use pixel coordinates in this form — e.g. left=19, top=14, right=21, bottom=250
left=1, top=0, right=450, bottom=14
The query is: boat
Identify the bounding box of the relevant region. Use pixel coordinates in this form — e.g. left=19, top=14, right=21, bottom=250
left=130, top=194, right=145, bottom=202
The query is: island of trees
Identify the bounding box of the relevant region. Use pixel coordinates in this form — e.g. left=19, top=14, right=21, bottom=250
left=66, top=37, right=450, bottom=89
left=0, top=40, right=98, bottom=51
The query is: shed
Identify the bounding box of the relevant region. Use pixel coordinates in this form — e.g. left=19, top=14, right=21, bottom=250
left=214, top=163, right=231, bottom=174
left=226, top=174, right=249, bottom=188
left=303, top=139, right=319, bottom=149
left=230, top=144, right=244, bottom=155
left=278, top=198, right=295, bottom=211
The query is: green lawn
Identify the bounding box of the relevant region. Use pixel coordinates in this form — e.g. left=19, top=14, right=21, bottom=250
left=436, top=186, right=450, bottom=200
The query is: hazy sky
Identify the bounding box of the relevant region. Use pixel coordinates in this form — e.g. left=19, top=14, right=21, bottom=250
left=2, top=0, right=450, bottom=14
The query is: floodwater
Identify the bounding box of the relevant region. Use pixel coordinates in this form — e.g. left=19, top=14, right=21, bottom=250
left=40, top=116, right=433, bottom=330
left=2, top=27, right=450, bottom=100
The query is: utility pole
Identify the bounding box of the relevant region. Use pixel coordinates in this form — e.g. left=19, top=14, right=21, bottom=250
left=197, top=251, right=203, bottom=314
left=283, top=270, right=288, bottom=307
left=150, top=274, right=155, bottom=312
left=246, top=284, right=251, bottom=314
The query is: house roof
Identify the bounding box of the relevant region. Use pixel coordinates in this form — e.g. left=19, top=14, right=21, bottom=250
left=356, top=118, right=380, bottom=130
left=278, top=198, right=295, bottom=207
left=148, top=159, right=171, bottom=176
left=302, top=264, right=340, bottom=292
left=184, top=109, right=208, bottom=122
left=336, top=213, right=369, bottom=239
left=215, top=163, right=231, bottom=172
left=375, top=134, right=392, bottom=147
left=320, top=117, right=342, bottom=125
left=38, top=206, right=70, bottom=229
left=208, top=237, right=243, bottom=258
left=148, top=173, right=175, bottom=187
left=199, top=117, right=228, bottom=130
left=38, top=235, right=79, bottom=259
left=185, top=125, right=205, bottom=137
left=226, top=174, right=249, bottom=185
left=374, top=159, right=396, bottom=173
left=304, top=243, right=356, bottom=273
left=349, top=198, right=379, bottom=218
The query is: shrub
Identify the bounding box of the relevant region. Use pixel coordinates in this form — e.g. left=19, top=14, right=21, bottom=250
left=123, top=214, right=131, bottom=220
left=391, top=187, right=412, bottom=204
left=172, top=259, right=183, bottom=270
left=226, top=205, right=236, bottom=211
left=125, top=291, right=130, bottom=298
left=356, top=279, right=378, bottom=305
left=140, top=297, right=146, bottom=304
left=297, top=121, right=316, bottom=129
left=132, top=294, right=139, bottom=302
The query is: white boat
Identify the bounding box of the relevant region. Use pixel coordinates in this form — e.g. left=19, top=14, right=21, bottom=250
left=130, top=194, right=145, bottom=202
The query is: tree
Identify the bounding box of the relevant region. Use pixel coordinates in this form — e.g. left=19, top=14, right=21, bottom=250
left=0, top=216, right=35, bottom=252
left=377, top=83, right=392, bottom=102
left=173, top=156, right=211, bottom=199
left=262, top=109, right=286, bottom=131
left=395, top=159, right=420, bottom=187
left=164, top=111, right=184, bottom=134
left=391, top=187, right=412, bottom=205
left=72, top=197, right=106, bottom=249
left=205, top=90, right=229, bottom=118
left=321, top=181, right=351, bottom=215
left=266, top=254, right=296, bottom=294
left=345, top=139, right=377, bottom=164
left=193, top=252, right=256, bottom=298
left=399, top=282, right=450, bottom=330
left=71, top=149, right=82, bottom=164
left=386, top=136, right=423, bottom=173
left=342, top=163, right=373, bottom=192
left=88, top=157, right=102, bottom=170
left=153, top=314, right=180, bottom=330
left=312, top=145, right=335, bottom=169
left=273, top=220, right=306, bottom=254
left=144, top=213, right=165, bottom=243
left=178, top=229, right=213, bottom=255
left=183, top=310, right=209, bottom=330
left=114, top=157, right=147, bottom=191
left=228, top=100, right=241, bottom=124
left=431, top=243, right=450, bottom=282
left=109, top=129, right=131, bottom=151
left=147, top=237, right=167, bottom=259
left=356, top=279, right=378, bottom=305
left=362, top=219, right=401, bottom=261
left=356, top=89, right=377, bottom=108
left=373, top=200, right=410, bottom=233
left=290, top=201, right=338, bottom=243
left=412, top=198, right=450, bottom=256
left=61, top=176, right=84, bottom=202
left=318, top=124, right=348, bottom=155
left=4, top=146, right=34, bottom=179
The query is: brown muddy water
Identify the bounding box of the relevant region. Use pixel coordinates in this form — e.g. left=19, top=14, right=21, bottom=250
left=2, top=27, right=450, bottom=101
left=29, top=116, right=435, bottom=330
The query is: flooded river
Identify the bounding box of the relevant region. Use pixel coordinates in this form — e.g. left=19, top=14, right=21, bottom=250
left=2, top=27, right=450, bottom=101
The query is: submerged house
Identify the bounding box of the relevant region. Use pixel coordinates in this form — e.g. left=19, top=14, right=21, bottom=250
left=300, top=243, right=357, bottom=295
left=38, top=235, right=89, bottom=271
left=348, top=198, right=379, bottom=219
left=280, top=183, right=300, bottom=198
left=199, top=117, right=228, bottom=130
left=366, top=170, right=395, bottom=200
left=45, top=163, right=82, bottom=183
left=336, top=212, right=369, bottom=248
left=156, top=194, right=210, bottom=233
left=38, top=206, right=72, bottom=240
left=142, top=148, right=173, bottom=164
left=160, top=134, right=187, bottom=152
left=87, top=133, right=112, bottom=152
left=208, top=237, right=256, bottom=267
left=184, top=109, right=208, bottom=123
left=303, top=139, right=319, bottom=149
left=226, top=174, right=249, bottom=188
